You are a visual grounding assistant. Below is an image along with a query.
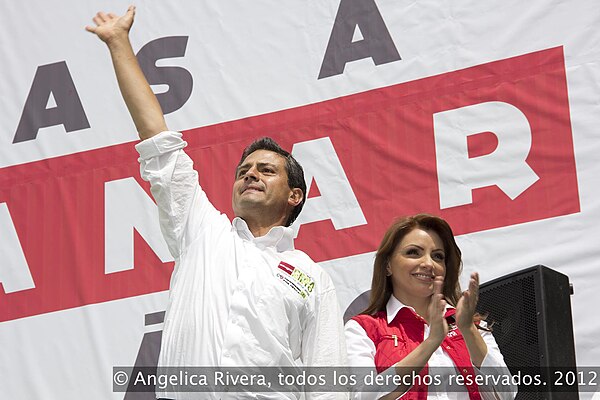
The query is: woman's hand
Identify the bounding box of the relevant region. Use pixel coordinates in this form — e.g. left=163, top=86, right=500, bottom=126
left=427, top=276, right=448, bottom=345
left=455, top=272, right=489, bottom=368
left=382, top=277, right=449, bottom=399
left=455, top=272, right=479, bottom=332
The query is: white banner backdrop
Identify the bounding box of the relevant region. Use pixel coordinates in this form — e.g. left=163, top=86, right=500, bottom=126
left=1, top=0, right=599, bottom=399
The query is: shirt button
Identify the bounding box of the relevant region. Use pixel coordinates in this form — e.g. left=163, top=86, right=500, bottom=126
left=446, top=346, right=451, bottom=349
left=463, top=368, right=468, bottom=373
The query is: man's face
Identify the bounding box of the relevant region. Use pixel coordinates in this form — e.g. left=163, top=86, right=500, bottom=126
left=232, top=149, right=299, bottom=223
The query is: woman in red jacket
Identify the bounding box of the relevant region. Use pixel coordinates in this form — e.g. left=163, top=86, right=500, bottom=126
left=345, top=214, right=516, bottom=400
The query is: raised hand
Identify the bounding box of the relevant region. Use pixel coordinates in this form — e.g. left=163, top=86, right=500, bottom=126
left=427, top=276, right=449, bottom=344
left=455, top=272, right=479, bottom=331
left=84, top=4, right=167, bottom=139
left=85, top=5, right=136, bottom=45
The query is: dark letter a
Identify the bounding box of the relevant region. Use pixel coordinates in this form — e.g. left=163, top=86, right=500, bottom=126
left=13, top=61, right=90, bottom=143
left=318, top=0, right=401, bottom=79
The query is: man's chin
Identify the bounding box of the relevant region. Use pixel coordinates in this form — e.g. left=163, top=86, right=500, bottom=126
left=233, top=200, right=264, bottom=216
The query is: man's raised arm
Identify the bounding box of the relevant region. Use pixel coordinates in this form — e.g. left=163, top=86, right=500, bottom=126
left=86, top=5, right=167, bottom=140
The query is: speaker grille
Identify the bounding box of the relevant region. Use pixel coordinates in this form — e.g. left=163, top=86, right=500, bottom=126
left=479, top=275, right=539, bottom=368
left=478, top=265, right=578, bottom=400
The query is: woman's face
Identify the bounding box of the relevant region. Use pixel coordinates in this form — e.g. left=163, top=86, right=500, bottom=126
left=386, top=228, right=446, bottom=305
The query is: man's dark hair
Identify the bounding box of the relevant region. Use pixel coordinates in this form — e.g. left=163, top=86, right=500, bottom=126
left=237, top=137, right=306, bottom=227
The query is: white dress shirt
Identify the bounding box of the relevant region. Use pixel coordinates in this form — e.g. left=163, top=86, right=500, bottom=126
left=344, top=296, right=517, bottom=400
left=136, top=131, right=347, bottom=399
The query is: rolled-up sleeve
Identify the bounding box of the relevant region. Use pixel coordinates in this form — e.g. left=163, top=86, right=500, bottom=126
left=135, top=131, right=220, bottom=258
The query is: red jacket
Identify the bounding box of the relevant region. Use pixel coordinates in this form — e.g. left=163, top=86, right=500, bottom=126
left=352, top=307, right=481, bottom=399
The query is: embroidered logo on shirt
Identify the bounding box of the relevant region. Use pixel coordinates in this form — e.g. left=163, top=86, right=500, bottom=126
left=276, top=261, right=315, bottom=299
left=446, top=316, right=458, bottom=337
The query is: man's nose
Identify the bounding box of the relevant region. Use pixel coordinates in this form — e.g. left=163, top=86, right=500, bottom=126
left=243, top=166, right=259, bottom=180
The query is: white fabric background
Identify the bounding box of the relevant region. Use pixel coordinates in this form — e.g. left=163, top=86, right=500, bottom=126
left=1, top=1, right=599, bottom=398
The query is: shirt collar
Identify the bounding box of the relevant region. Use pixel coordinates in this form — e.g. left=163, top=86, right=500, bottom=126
left=232, top=217, right=295, bottom=252
left=386, top=295, right=409, bottom=324
left=385, top=295, right=454, bottom=324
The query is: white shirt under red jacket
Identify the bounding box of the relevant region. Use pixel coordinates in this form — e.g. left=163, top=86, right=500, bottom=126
left=345, top=295, right=517, bottom=400
left=135, top=131, right=347, bottom=400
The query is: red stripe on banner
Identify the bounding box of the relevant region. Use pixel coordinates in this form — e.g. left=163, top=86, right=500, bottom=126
left=0, top=46, right=578, bottom=321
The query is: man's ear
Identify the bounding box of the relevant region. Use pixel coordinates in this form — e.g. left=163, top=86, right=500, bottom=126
left=288, top=188, right=303, bottom=207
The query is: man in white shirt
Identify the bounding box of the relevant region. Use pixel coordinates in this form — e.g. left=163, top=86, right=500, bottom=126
left=87, top=6, right=346, bottom=400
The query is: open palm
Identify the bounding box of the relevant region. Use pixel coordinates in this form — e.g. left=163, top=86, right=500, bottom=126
left=455, top=272, right=479, bottom=331
left=85, top=6, right=135, bottom=44
left=428, top=277, right=449, bottom=343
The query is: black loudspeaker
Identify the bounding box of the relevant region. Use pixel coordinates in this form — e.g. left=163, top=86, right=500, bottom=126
left=477, top=265, right=578, bottom=399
